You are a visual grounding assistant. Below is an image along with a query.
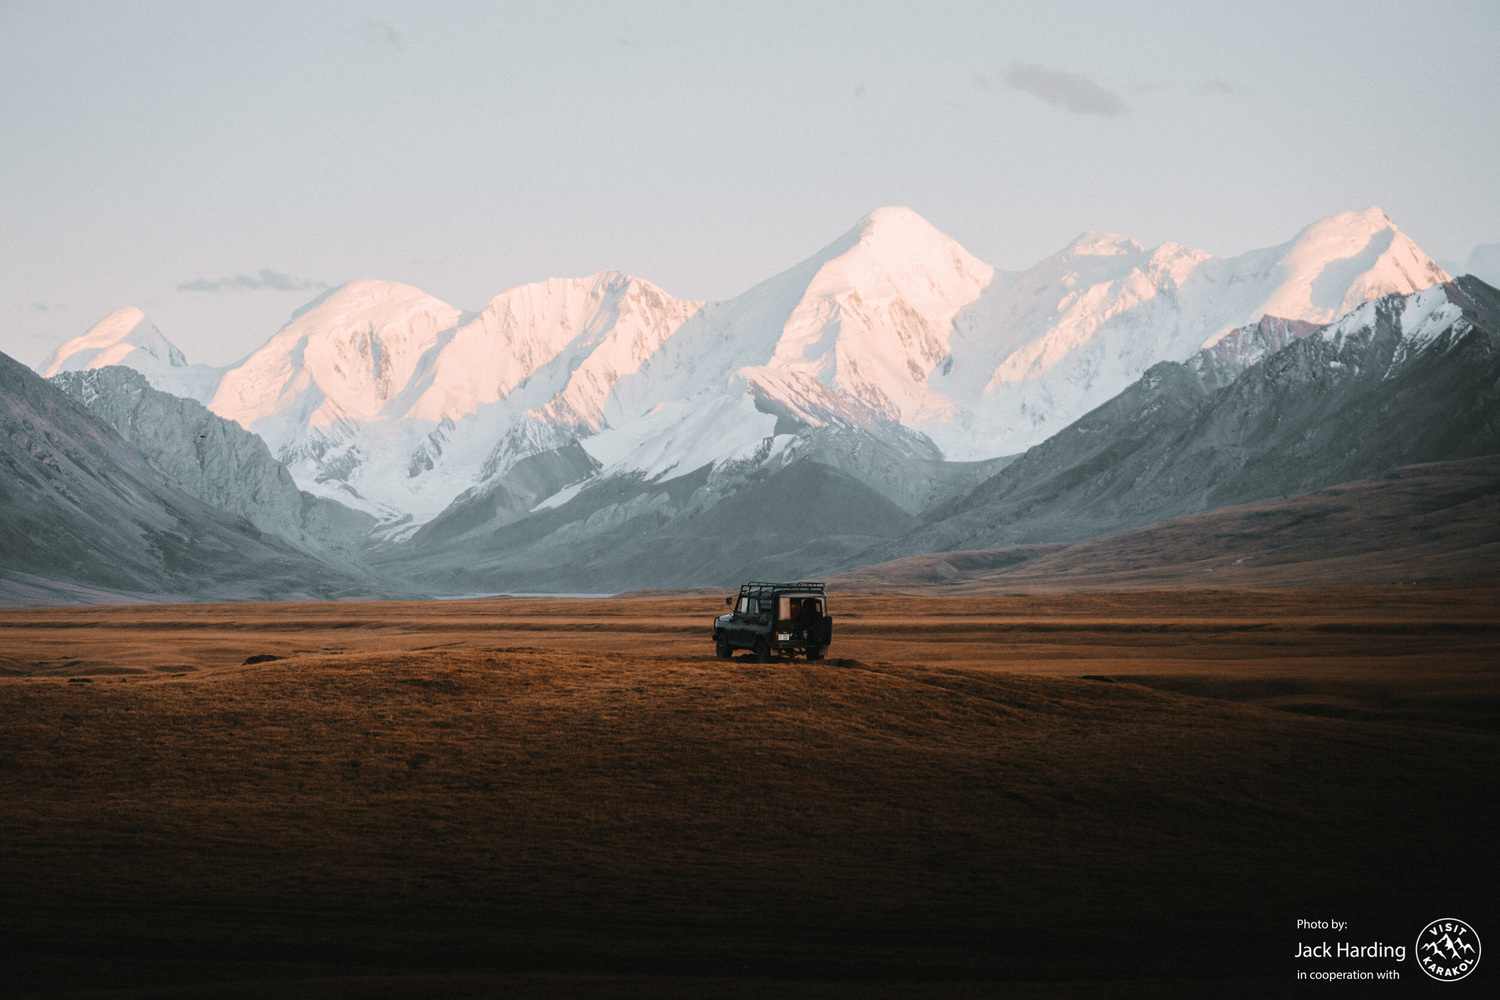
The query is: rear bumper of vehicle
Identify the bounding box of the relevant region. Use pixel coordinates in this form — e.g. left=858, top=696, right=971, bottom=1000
left=771, top=628, right=829, bottom=652
left=713, top=622, right=831, bottom=654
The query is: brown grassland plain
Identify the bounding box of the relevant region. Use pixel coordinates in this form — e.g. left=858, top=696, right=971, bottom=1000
left=1, top=586, right=1498, bottom=997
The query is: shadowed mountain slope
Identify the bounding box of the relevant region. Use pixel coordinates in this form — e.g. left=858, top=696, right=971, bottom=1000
left=0, top=351, right=400, bottom=606
left=50, top=367, right=374, bottom=561
left=829, top=455, right=1500, bottom=592
left=385, top=458, right=919, bottom=594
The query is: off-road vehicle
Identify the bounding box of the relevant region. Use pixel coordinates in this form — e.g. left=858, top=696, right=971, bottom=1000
left=713, top=581, right=832, bottom=662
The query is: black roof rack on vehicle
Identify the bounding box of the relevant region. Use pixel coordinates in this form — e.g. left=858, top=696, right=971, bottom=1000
left=738, top=581, right=826, bottom=595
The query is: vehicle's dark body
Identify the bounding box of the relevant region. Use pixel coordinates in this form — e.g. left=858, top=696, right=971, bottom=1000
left=713, top=581, right=833, bottom=661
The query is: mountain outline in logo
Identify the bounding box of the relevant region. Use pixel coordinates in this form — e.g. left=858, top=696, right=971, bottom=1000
left=1417, top=918, right=1481, bottom=982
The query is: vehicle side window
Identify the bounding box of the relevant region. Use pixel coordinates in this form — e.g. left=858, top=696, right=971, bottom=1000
left=738, top=597, right=756, bottom=615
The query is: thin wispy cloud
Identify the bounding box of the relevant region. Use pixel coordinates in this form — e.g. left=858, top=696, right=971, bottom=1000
left=1200, top=79, right=1234, bottom=95
left=29, top=301, right=63, bottom=312
left=973, top=73, right=991, bottom=91
left=179, top=269, right=328, bottom=294
left=365, top=19, right=400, bottom=48
left=1007, top=63, right=1127, bottom=116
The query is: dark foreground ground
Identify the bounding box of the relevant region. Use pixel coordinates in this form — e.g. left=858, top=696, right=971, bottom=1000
left=2, top=586, right=1497, bottom=997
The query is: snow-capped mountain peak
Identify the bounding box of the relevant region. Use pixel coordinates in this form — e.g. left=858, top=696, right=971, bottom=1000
left=819, top=206, right=994, bottom=309
left=39, top=306, right=224, bottom=403
left=413, top=269, right=701, bottom=430
left=1253, top=206, right=1450, bottom=327
left=41, top=306, right=186, bottom=376
left=208, top=278, right=464, bottom=438
left=760, top=206, right=994, bottom=422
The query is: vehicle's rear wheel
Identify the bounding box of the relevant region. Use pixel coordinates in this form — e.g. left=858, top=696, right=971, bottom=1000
left=753, top=638, right=771, bottom=663
left=715, top=637, right=732, bottom=659
left=807, top=647, right=824, bottom=661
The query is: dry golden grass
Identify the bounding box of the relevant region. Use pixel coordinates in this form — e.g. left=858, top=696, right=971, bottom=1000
left=2, top=586, right=1497, bottom=996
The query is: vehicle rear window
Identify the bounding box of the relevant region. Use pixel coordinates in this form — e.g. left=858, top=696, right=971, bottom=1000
left=778, top=595, right=823, bottom=620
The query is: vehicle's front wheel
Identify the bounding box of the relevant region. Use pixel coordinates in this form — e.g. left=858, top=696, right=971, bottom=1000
left=753, top=638, right=771, bottom=663
left=715, top=637, right=732, bottom=659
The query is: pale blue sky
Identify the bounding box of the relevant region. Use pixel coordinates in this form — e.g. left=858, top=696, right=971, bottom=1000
left=4, top=1, right=1498, bottom=366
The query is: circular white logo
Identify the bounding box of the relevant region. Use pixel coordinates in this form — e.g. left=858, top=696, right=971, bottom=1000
left=1417, top=918, right=1481, bottom=982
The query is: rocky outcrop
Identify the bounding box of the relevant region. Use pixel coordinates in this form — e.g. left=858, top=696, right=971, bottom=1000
left=50, top=367, right=374, bottom=560
left=1191, top=315, right=1322, bottom=387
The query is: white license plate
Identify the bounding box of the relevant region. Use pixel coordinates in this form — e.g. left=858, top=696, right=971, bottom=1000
left=777, top=633, right=791, bottom=641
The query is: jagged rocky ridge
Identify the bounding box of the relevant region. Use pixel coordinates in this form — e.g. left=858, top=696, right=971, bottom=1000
left=49, top=367, right=375, bottom=561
